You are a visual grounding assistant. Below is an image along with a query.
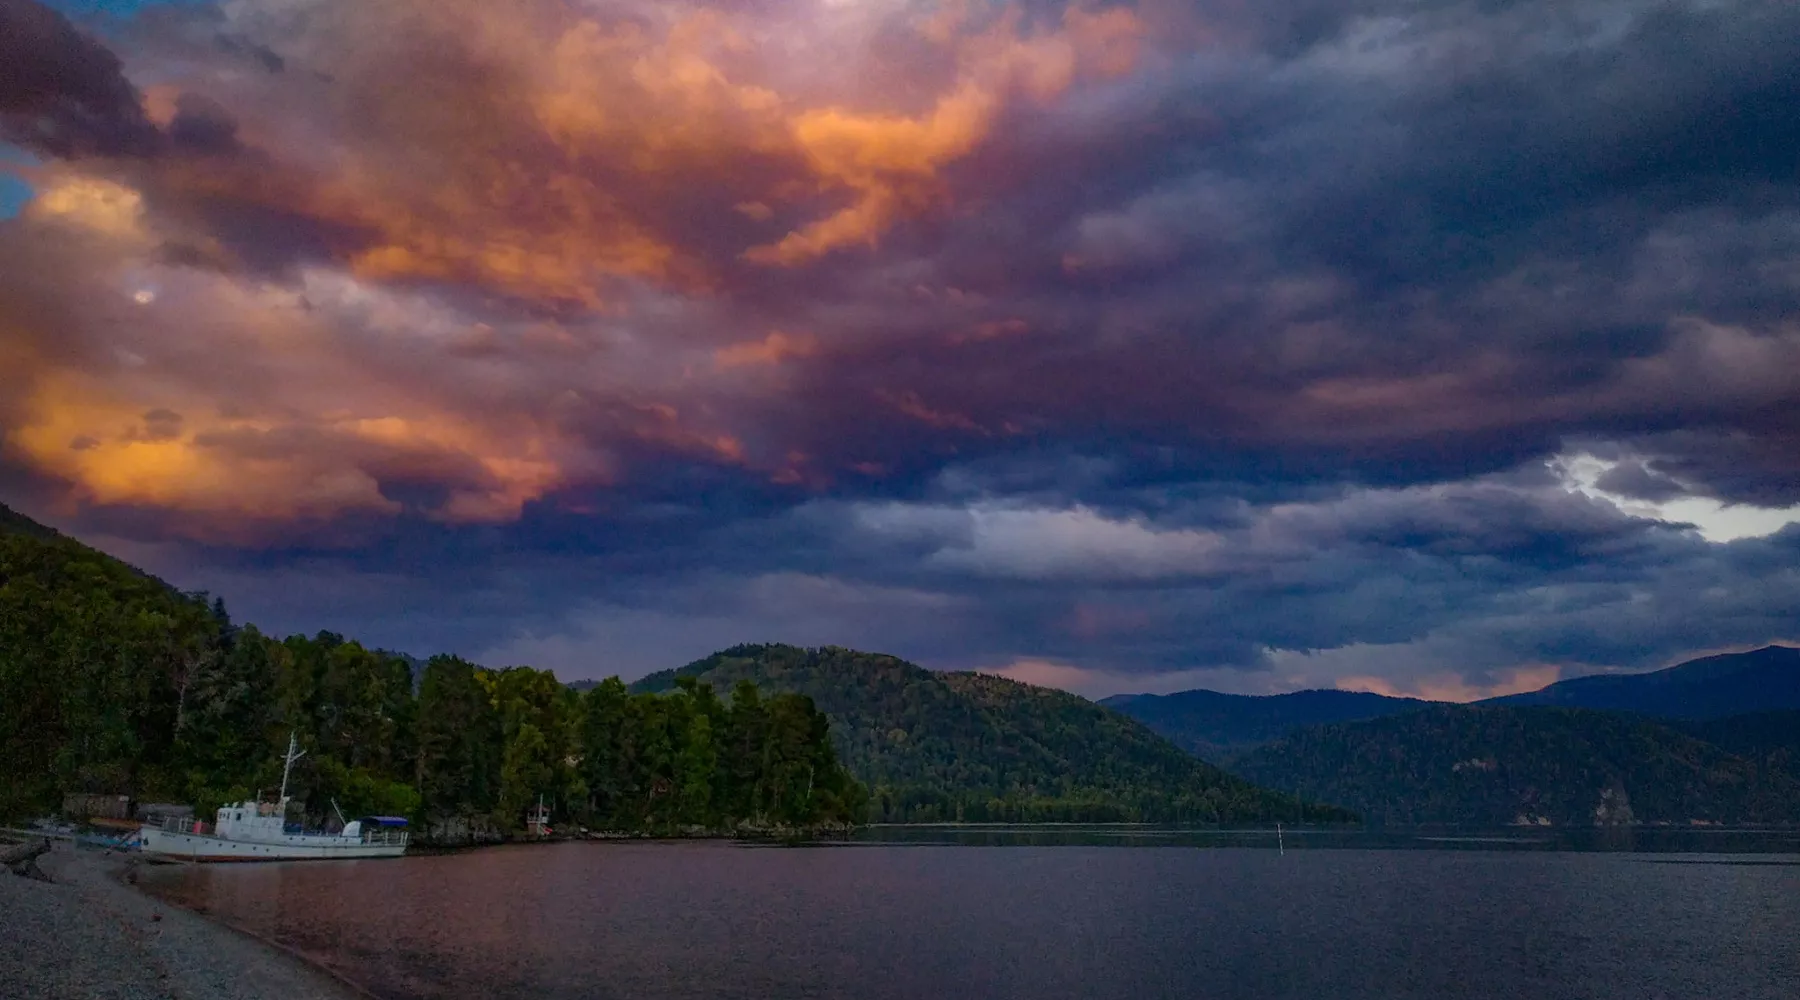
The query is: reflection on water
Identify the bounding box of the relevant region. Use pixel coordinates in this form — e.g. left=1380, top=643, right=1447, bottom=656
left=138, top=835, right=1800, bottom=1000
left=851, top=824, right=1800, bottom=853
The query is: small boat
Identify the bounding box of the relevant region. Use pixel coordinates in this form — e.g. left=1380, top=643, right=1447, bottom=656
left=138, top=733, right=408, bottom=862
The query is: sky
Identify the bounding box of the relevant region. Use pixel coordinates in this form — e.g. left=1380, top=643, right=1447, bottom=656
left=2, top=0, right=1797, bottom=700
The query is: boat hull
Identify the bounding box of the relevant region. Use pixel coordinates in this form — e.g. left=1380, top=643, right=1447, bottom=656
left=139, top=827, right=406, bottom=862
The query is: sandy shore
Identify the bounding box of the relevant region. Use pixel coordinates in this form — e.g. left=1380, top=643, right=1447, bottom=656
left=0, top=840, right=365, bottom=1000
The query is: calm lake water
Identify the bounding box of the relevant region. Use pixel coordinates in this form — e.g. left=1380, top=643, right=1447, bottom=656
left=139, top=831, right=1800, bottom=1000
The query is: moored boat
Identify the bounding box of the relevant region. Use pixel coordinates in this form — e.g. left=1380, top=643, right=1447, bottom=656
left=138, top=733, right=408, bottom=862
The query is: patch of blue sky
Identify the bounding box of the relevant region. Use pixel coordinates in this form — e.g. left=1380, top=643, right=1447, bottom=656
left=0, top=176, right=31, bottom=221
left=44, top=0, right=208, bottom=16
left=0, top=145, right=39, bottom=220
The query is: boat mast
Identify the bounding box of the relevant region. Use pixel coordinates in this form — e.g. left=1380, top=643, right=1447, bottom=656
left=278, top=731, right=306, bottom=804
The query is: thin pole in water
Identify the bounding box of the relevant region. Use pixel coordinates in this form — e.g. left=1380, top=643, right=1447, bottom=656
left=1277, top=822, right=1284, bottom=856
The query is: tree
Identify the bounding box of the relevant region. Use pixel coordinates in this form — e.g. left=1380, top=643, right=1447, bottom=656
left=678, top=712, right=717, bottom=825
left=723, top=679, right=769, bottom=819
left=579, top=678, right=633, bottom=825
left=500, top=722, right=554, bottom=825
left=174, top=625, right=281, bottom=810
left=414, top=656, right=501, bottom=822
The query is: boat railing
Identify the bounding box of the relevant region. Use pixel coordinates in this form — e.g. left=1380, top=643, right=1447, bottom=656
left=360, top=828, right=409, bottom=846
left=148, top=813, right=406, bottom=846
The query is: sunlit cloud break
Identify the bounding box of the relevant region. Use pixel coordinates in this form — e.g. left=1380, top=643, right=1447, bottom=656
left=1552, top=452, right=1800, bottom=544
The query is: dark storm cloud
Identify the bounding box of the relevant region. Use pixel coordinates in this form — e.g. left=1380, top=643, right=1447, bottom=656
left=4, top=0, right=1799, bottom=696
left=1628, top=431, right=1800, bottom=508
left=1593, top=459, right=1688, bottom=504
left=749, top=0, right=1800, bottom=505
left=0, top=0, right=159, bottom=156
left=164, top=92, right=239, bottom=154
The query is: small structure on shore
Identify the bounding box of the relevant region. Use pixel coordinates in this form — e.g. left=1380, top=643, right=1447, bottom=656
left=61, top=791, right=131, bottom=823
left=525, top=795, right=553, bottom=838
left=60, top=795, right=192, bottom=834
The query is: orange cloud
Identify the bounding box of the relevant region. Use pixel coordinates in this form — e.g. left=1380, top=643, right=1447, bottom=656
left=0, top=0, right=1154, bottom=534
left=4, top=368, right=568, bottom=529
left=877, top=389, right=985, bottom=432
left=948, top=317, right=1031, bottom=344
left=748, top=4, right=1146, bottom=265
left=619, top=402, right=746, bottom=465
left=714, top=331, right=817, bottom=368
left=39, top=2, right=1149, bottom=307
left=1, top=202, right=579, bottom=533
left=8, top=371, right=398, bottom=522
left=24, top=174, right=149, bottom=241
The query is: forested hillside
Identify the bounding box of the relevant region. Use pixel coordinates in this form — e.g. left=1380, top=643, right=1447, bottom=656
left=634, top=644, right=1352, bottom=824
left=1674, top=711, right=1800, bottom=776
left=1101, top=688, right=1432, bottom=761
left=1231, top=705, right=1800, bottom=826
left=0, top=511, right=222, bottom=819
left=0, top=505, right=861, bottom=835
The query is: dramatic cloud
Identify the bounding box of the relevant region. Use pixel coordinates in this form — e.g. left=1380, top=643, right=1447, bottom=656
left=0, top=0, right=159, bottom=156
left=3, top=0, right=1798, bottom=698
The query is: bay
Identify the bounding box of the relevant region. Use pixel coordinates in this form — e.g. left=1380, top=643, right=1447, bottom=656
left=138, top=833, right=1800, bottom=1000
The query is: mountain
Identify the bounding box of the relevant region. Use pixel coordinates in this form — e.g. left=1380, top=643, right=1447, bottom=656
left=1100, top=688, right=1433, bottom=761
left=0, top=503, right=224, bottom=817
left=1231, top=704, right=1800, bottom=826
left=1104, top=646, right=1800, bottom=765
left=0, top=501, right=61, bottom=541
left=1483, top=646, right=1800, bottom=719
left=633, top=644, right=1354, bottom=824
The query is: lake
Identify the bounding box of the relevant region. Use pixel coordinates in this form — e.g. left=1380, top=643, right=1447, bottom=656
left=138, top=831, right=1800, bottom=1000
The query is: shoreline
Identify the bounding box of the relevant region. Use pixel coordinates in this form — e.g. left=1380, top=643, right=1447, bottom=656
left=0, top=840, right=370, bottom=1000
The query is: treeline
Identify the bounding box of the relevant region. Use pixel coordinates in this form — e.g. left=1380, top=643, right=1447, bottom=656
left=0, top=526, right=864, bottom=834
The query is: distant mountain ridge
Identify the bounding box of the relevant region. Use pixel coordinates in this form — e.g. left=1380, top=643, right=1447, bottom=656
left=1482, top=645, right=1800, bottom=719
left=634, top=644, right=1351, bottom=824
left=1099, top=688, right=1430, bottom=761
left=1105, top=646, right=1800, bottom=762
left=1231, top=704, right=1800, bottom=826
left=1103, top=646, right=1800, bottom=826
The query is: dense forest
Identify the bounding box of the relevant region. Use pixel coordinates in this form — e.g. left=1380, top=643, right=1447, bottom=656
left=1231, top=704, right=1800, bottom=827
left=0, top=511, right=864, bottom=836
left=634, top=644, right=1353, bottom=824
left=1675, top=711, right=1800, bottom=776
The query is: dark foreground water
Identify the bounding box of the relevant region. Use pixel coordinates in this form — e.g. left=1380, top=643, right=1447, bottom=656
left=139, top=832, right=1800, bottom=1000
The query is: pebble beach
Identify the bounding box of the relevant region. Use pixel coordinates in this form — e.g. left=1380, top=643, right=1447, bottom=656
left=0, top=841, right=364, bottom=1000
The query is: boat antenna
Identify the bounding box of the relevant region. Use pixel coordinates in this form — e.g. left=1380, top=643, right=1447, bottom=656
left=331, top=798, right=348, bottom=826
left=278, top=731, right=306, bottom=803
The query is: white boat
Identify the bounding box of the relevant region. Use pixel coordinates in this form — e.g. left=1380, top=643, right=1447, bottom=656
left=138, top=734, right=408, bottom=862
